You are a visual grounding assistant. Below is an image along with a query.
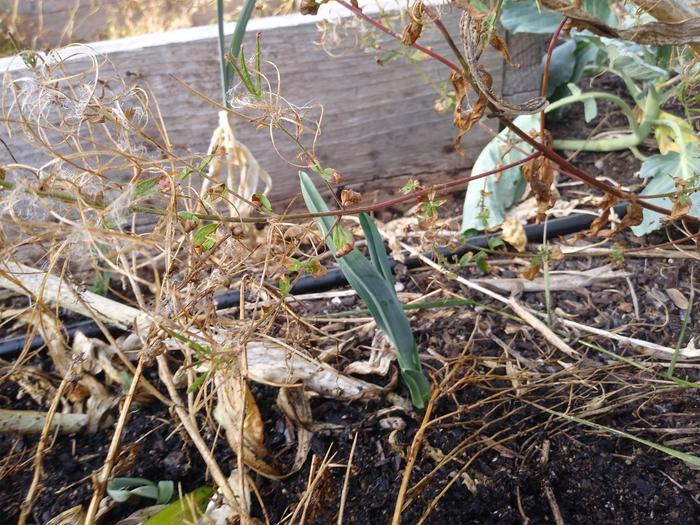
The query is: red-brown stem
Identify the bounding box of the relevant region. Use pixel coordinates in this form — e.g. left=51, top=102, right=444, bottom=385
left=360, top=150, right=540, bottom=209
left=133, top=152, right=540, bottom=224
left=333, top=1, right=700, bottom=225
left=334, top=0, right=461, bottom=71
left=540, top=17, right=568, bottom=141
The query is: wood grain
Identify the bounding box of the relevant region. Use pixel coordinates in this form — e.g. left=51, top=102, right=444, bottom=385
left=1, top=10, right=510, bottom=205
left=502, top=31, right=548, bottom=104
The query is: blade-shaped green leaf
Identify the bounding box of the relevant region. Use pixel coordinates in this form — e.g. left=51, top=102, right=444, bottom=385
left=217, top=0, right=257, bottom=107
left=359, top=213, right=395, bottom=292
left=299, top=172, right=430, bottom=407
left=107, top=478, right=157, bottom=503
left=501, top=0, right=615, bottom=34
left=144, top=486, right=214, bottom=525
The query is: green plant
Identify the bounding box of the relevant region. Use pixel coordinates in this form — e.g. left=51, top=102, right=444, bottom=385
left=299, top=171, right=430, bottom=408
left=107, top=477, right=174, bottom=505
left=144, top=486, right=214, bottom=525
left=462, top=0, right=700, bottom=235
left=217, top=0, right=257, bottom=107
left=462, top=114, right=540, bottom=232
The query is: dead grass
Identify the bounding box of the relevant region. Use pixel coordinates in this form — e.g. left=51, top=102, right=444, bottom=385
left=2, top=0, right=300, bottom=56
left=0, top=7, right=699, bottom=525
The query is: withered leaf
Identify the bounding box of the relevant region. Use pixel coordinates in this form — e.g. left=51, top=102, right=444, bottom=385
left=539, top=0, right=700, bottom=48
left=340, top=188, right=362, bottom=207
left=501, top=217, right=527, bottom=252
left=661, top=178, right=691, bottom=223
left=522, top=156, right=556, bottom=223
left=489, top=33, right=516, bottom=67
left=549, top=245, right=564, bottom=261
left=276, top=388, right=313, bottom=475
left=307, top=259, right=327, bottom=277
left=619, top=200, right=643, bottom=230
left=401, top=2, right=425, bottom=46
left=332, top=225, right=355, bottom=258
left=451, top=71, right=489, bottom=154
left=519, top=262, right=541, bottom=280
left=586, top=193, right=620, bottom=237
left=205, top=182, right=227, bottom=203
left=215, top=369, right=281, bottom=478
left=401, top=20, right=423, bottom=46
left=300, top=0, right=322, bottom=15
left=328, top=170, right=342, bottom=185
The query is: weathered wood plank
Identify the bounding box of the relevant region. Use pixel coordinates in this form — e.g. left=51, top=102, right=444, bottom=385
left=502, top=31, right=548, bottom=103
left=7, top=0, right=242, bottom=48
left=1, top=10, right=507, bottom=205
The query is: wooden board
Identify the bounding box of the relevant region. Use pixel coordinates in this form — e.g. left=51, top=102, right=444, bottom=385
left=503, top=31, right=547, bottom=104
left=0, top=8, right=544, bottom=206
left=9, top=0, right=243, bottom=48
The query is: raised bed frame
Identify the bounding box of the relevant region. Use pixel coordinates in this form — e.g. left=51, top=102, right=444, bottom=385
left=0, top=6, right=545, bottom=205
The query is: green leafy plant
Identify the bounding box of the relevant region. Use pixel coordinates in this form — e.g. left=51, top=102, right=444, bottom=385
left=299, top=171, right=430, bottom=408
left=107, top=477, right=174, bottom=505
left=144, top=486, right=214, bottom=525
left=464, top=0, right=700, bottom=235
left=462, top=114, right=539, bottom=232
left=217, top=0, right=257, bottom=107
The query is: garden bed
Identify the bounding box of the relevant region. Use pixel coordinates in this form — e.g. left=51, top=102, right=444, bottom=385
left=1, top=1, right=699, bottom=524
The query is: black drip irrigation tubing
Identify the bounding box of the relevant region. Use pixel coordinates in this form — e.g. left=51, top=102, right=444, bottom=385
left=0, top=204, right=627, bottom=357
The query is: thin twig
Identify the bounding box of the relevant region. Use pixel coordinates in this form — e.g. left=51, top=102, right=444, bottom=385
left=391, top=393, right=436, bottom=525
left=84, top=357, right=146, bottom=524
left=337, top=432, right=358, bottom=525
left=157, top=355, right=245, bottom=515
left=540, top=17, right=568, bottom=140
left=544, top=481, right=566, bottom=525
left=397, top=240, right=583, bottom=362
left=18, top=370, right=73, bottom=525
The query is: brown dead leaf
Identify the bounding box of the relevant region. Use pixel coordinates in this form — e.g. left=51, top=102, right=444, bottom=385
left=451, top=71, right=489, bottom=154
left=519, top=262, right=541, bottom=280
left=489, top=33, right=516, bottom=67
left=522, top=156, right=557, bottom=222
left=328, top=170, right=342, bottom=185
left=585, top=193, right=620, bottom=237
left=300, top=0, right=322, bottom=15
left=401, top=2, right=425, bottom=46
left=401, top=20, right=423, bottom=46
left=215, top=369, right=281, bottom=478
left=619, top=200, right=643, bottom=230
left=335, top=241, right=355, bottom=258
left=549, top=245, right=564, bottom=261
left=501, top=217, right=527, bottom=252
left=340, top=189, right=362, bottom=207
left=205, top=183, right=227, bottom=203
left=661, top=178, right=691, bottom=223
left=666, top=288, right=689, bottom=310
left=307, top=259, right=327, bottom=277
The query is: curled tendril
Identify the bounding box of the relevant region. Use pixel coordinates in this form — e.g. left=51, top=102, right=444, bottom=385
left=459, top=10, right=548, bottom=116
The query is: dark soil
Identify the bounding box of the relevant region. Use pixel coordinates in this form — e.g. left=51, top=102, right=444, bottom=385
left=1, top=74, right=700, bottom=524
